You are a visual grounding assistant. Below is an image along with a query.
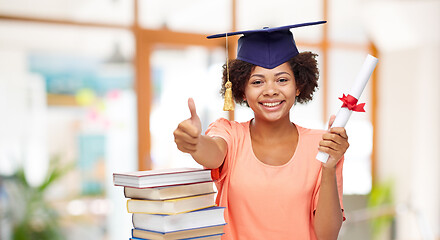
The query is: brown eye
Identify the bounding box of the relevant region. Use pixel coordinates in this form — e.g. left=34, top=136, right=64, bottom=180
left=251, top=80, right=262, bottom=85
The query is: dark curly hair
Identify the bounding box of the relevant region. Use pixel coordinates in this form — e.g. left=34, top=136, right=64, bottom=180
left=220, top=51, right=319, bottom=105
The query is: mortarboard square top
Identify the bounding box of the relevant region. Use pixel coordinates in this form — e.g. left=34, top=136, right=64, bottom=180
left=207, top=21, right=326, bottom=69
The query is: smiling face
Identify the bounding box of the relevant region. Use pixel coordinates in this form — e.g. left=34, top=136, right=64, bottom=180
left=244, top=62, right=299, bottom=123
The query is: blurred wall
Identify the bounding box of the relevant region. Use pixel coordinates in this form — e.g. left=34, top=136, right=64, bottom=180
left=365, top=1, right=440, bottom=239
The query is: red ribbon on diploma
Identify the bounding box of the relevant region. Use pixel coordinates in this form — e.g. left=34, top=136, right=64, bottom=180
left=339, top=94, right=366, bottom=112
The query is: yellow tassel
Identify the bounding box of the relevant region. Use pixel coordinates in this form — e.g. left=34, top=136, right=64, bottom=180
left=223, top=32, right=234, bottom=111
left=223, top=81, right=234, bottom=111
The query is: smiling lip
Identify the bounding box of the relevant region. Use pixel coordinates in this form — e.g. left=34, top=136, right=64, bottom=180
left=260, top=101, right=284, bottom=107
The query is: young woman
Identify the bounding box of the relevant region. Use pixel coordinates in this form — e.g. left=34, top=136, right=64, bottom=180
left=173, top=22, right=349, bottom=240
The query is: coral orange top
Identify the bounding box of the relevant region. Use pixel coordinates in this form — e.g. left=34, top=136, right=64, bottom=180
left=206, top=118, right=344, bottom=240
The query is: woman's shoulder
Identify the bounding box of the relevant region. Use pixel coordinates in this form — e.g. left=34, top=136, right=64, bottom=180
left=205, top=118, right=250, bottom=139
left=209, top=118, right=250, bottom=130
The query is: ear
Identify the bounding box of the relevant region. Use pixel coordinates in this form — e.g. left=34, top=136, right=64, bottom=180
left=296, top=89, right=300, bottom=97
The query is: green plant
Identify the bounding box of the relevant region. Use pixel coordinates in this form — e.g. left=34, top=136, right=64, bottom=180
left=7, top=157, right=73, bottom=240
left=367, top=179, right=394, bottom=239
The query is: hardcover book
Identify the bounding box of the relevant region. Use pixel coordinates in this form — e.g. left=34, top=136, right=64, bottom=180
left=124, top=181, right=215, bottom=200
left=130, top=234, right=223, bottom=240
left=127, top=193, right=216, bottom=214
left=113, top=168, right=212, bottom=188
left=131, top=224, right=225, bottom=240
left=132, top=207, right=226, bottom=233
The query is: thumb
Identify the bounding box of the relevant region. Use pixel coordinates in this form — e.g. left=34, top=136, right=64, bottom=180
left=188, top=98, right=199, bottom=122
left=327, top=114, right=336, bottom=130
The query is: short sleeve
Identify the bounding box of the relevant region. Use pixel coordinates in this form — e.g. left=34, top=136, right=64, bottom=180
left=312, top=157, right=345, bottom=221
left=205, top=118, right=233, bottom=184
left=337, top=157, right=345, bottom=220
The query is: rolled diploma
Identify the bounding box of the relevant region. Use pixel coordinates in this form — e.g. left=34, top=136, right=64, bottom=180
left=316, top=54, right=378, bottom=163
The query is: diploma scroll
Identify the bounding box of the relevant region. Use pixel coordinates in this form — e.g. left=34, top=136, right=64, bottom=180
left=316, top=54, right=378, bottom=163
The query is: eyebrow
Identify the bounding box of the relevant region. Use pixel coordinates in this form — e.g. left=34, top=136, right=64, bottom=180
left=250, top=71, right=292, bottom=78
left=275, top=72, right=292, bottom=77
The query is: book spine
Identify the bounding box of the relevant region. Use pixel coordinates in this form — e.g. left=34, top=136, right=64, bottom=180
left=123, top=187, right=128, bottom=198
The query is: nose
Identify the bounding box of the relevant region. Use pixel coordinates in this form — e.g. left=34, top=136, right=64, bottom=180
left=263, top=81, right=279, bottom=96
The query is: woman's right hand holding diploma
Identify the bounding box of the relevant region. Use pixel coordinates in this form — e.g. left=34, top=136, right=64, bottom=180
left=173, top=98, right=202, bottom=154
left=314, top=115, right=347, bottom=239
left=318, top=115, right=350, bottom=169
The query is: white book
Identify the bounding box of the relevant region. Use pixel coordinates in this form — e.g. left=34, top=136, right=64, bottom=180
left=124, top=181, right=215, bottom=200
left=127, top=193, right=216, bottom=214
left=132, top=207, right=226, bottom=233
left=113, top=168, right=212, bottom=188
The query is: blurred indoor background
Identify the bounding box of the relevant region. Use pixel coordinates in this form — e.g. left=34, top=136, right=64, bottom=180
left=0, top=0, right=439, bottom=239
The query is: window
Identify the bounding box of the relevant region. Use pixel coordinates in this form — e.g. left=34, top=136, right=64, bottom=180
left=150, top=46, right=228, bottom=169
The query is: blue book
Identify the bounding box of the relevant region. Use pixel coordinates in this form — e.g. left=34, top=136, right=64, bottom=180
left=130, top=233, right=223, bottom=240
left=130, top=233, right=224, bottom=240
left=131, top=224, right=225, bottom=240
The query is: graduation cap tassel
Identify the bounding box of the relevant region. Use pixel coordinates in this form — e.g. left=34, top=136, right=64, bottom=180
left=223, top=80, right=234, bottom=111
left=223, top=33, right=235, bottom=111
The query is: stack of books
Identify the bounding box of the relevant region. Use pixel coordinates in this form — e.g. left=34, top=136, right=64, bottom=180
left=113, top=168, right=226, bottom=240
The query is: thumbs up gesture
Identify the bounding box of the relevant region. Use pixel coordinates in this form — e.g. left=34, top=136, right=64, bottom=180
left=174, top=98, right=202, bottom=153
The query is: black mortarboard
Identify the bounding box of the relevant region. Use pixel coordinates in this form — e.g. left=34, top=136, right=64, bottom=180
left=207, top=21, right=326, bottom=69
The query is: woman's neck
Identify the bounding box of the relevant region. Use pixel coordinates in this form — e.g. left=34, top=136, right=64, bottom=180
left=250, top=117, right=297, bottom=141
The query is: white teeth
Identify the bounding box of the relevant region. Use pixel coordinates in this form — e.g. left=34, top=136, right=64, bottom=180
left=262, top=102, right=281, bottom=107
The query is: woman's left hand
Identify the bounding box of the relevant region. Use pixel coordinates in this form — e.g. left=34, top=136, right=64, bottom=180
left=318, top=115, right=350, bottom=169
